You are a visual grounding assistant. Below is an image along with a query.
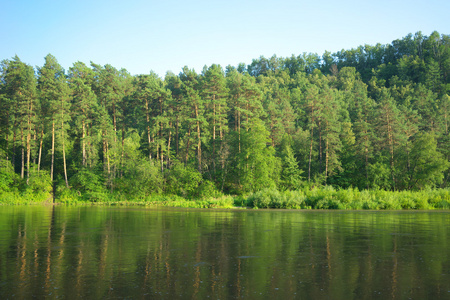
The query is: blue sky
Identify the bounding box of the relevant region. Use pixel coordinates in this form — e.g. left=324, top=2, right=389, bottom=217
left=2, top=0, right=449, bottom=77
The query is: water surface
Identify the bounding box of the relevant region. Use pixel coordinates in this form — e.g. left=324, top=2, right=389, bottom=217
left=0, top=206, right=448, bottom=299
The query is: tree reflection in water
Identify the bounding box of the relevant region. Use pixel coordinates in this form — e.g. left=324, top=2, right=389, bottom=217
left=0, top=207, right=448, bottom=299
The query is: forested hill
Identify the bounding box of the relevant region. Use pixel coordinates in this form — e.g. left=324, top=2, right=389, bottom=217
left=1, top=31, right=449, bottom=201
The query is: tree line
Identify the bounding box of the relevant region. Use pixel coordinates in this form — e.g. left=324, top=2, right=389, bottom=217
left=1, top=31, right=449, bottom=201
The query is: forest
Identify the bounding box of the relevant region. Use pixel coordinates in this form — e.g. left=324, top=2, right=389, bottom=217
left=0, top=31, right=449, bottom=206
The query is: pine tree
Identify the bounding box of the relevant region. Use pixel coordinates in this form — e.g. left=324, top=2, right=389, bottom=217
left=37, top=54, right=71, bottom=187
left=2, top=56, right=37, bottom=184
left=374, top=88, right=405, bottom=190
left=68, top=62, right=98, bottom=169
left=180, top=67, right=206, bottom=171
left=201, top=64, right=229, bottom=177
left=279, top=135, right=303, bottom=190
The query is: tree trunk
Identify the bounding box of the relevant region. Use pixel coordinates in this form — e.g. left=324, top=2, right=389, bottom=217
left=120, top=124, right=125, bottom=177
left=387, top=116, right=396, bottom=190
left=212, top=101, right=216, bottom=176
left=195, top=105, right=201, bottom=172
left=364, top=135, right=369, bottom=189
left=12, top=129, right=16, bottom=172
left=26, top=129, right=31, bottom=185
left=185, top=127, right=191, bottom=165
left=5, top=129, right=9, bottom=162
left=21, top=129, right=24, bottom=179
left=62, top=114, right=69, bottom=188
left=82, top=120, right=86, bottom=167
left=38, top=128, right=43, bottom=175
left=238, top=110, right=241, bottom=153
left=219, top=104, right=223, bottom=140
left=106, top=141, right=111, bottom=192
left=62, top=135, right=68, bottom=188
left=308, top=127, right=313, bottom=183
left=146, top=100, right=152, bottom=160
left=176, top=116, right=179, bottom=156
left=167, top=123, right=172, bottom=169
left=325, top=137, right=329, bottom=183
left=51, top=121, right=55, bottom=181
left=319, top=122, right=322, bottom=173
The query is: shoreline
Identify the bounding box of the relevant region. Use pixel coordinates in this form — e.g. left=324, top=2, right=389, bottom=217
left=1, top=187, right=449, bottom=210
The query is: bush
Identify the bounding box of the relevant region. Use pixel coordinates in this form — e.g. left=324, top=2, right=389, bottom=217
left=69, top=167, right=107, bottom=201
left=247, top=188, right=307, bottom=209
left=165, top=162, right=203, bottom=198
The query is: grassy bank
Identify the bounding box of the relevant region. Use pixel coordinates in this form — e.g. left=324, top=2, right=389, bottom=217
left=1, top=187, right=449, bottom=209
left=243, top=187, right=450, bottom=210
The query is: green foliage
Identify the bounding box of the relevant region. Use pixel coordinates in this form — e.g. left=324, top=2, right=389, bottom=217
left=237, top=118, right=281, bottom=193
left=23, top=169, right=52, bottom=196
left=279, top=135, right=304, bottom=190
left=244, top=187, right=450, bottom=210
left=165, top=162, right=203, bottom=198
left=401, top=133, right=449, bottom=189
left=0, top=152, right=18, bottom=192
left=368, top=161, right=392, bottom=190
left=1, top=31, right=450, bottom=204
left=247, top=188, right=308, bottom=209
left=69, top=167, right=107, bottom=201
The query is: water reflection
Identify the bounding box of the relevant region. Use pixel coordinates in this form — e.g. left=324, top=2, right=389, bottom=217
left=0, top=207, right=448, bottom=299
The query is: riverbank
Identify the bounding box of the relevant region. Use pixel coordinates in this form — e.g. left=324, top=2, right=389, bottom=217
left=1, top=187, right=449, bottom=209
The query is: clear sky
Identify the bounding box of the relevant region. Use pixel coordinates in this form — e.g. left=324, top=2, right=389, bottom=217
left=2, top=0, right=449, bottom=78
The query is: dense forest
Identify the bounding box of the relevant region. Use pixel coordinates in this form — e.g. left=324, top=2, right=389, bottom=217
left=1, top=31, right=449, bottom=203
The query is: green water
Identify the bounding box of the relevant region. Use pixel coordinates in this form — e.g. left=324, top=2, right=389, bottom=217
left=0, top=206, right=448, bottom=299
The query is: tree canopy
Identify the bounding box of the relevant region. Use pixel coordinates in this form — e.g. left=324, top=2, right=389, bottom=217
left=1, top=31, right=449, bottom=200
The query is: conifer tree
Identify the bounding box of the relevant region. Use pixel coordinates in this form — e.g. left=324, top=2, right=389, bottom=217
left=68, top=62, right=98, bottom=169
left=38, top=54, right=71, bottom=187
left=180, top=67, right=206, bottom=171
left=374, top=88, right=405, bottom=189
left=1, top=56, right=37, bottom=184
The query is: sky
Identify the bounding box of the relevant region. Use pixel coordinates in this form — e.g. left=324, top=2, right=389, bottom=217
left=2, top=0, right=450, bottom=78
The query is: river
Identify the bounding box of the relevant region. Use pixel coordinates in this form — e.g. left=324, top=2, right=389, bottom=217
left=0, top=206, right=448, bottom=299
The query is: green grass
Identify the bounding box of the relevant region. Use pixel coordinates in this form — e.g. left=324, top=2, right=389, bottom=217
left=0, top=190, right=53, bottom=205
left=244, top=187, right=450, bottom=210
left=1, top=187, right=449, bottom=210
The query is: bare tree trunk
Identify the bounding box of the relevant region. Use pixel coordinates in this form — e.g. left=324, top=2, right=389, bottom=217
left=113, top=105, right=117, bottom=186
left=364, top=135, right=369, bottom=189
left=325, top=137, right=329, bottom=184
left=38, top=128, right=43, bottom=175
left=120, top=124, right=125, bottom=177
left=82, top=121, right=86, bottom=167
left=51, top=122, right=55, bottom=181
left=167, top=124, right=171, bottom=169
left=387, top=116, right=396, bottom=190
left=26, top=99, right=33, bottom=185
left=219, top=104, right=223, bottom=140
left=212, top=102, right=216, bottom=176
left=26, top=130, right=31, bottom=185
left=62, top=138, right=68, bottom=188
left=146, top=100, right=152, bottom=160
left=185, top=127, right=191, bottom=165
left=62, top=117, right=68, bottom=188
left=319, top=123, right=322, bottom=173
left=238, top=110, right=241, bottom=153
left=176, top=116, right=179, bottom=156
left=308, top=127, right=313, bottom=183
left=5, top=131, right=9, bottom=162
left=21, top=129, right=24, bottom=179
left=106, top=141, right=111, bottom=192
left=195, top=105, right=201, bottom=172
left=12, top=129, right=16, bottom=172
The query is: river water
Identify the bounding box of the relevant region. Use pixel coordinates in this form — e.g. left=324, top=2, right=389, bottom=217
left=0, top=206, right=448, bottom=299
